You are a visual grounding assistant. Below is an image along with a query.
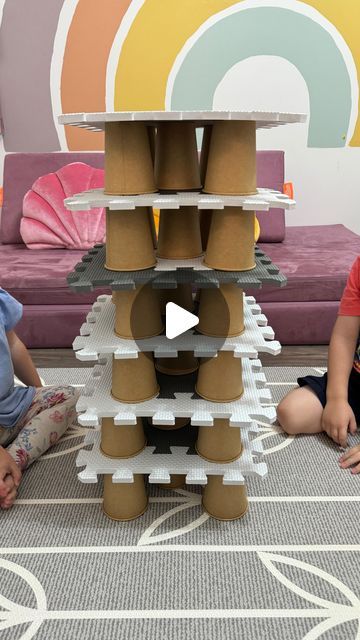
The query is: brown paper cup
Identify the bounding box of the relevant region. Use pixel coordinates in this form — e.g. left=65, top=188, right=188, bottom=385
left=147, top=126, right=156, bottom=166
left=197, top=285, right=244, bottom=337
left=158, top=284, right=194, bottom=315
left=203, top=208, right=255, bottom=271
left=199, top=209, right=213, bottom=251
left=196, top=419, right=242, bottom=463
left=203, top=121, right=257, bottom=195
left=154, top=122, right=201, bottom=191
left=196, top=352, right=243, bottom=402
left=103, top=474, right=148, bottom=521
left=200, top=125, right=212, bottom=185
left=156, top=351, right=199, bottom=376
left=151, top=417, right=190, bottom=430
left=158, top=475, right=186, bottom=489
left=112, top=353, right=159, bottom=403
left=113, top=286, right=163, bottom=339
left=105, top=208, right=157, bottom=271
left=105, top=122, right=156, bottom=195
left=101, top=417, right=146, bottom=458
left=147, top=207, right=158, bottom=248
left=202, top=477, right=248, bottom=521
left=156, top=207, right=203, bottom=260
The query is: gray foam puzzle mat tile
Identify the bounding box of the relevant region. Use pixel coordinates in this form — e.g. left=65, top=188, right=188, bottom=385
left=65, top=187, right=295, bottom=212
left=76, top=428, right=267, bottom=485
left=76, top=356, right=275, bottom=427
left=59, top=109, right=306, bottom=130
left=67, top=245, right=286, bottom=291
left=73, top=294, right=280, bottom=360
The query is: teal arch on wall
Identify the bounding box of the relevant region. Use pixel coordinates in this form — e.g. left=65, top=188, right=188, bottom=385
left=170, top=7, right=353, bottom=148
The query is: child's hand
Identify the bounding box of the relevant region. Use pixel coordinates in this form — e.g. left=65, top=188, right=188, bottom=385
left=339, top=444, right=360, bottom=474
left=0, top=446, right=21, bottom=497
left=0, top=474, right=18, bottom=509
left=321, top=400, right=357, bottom=447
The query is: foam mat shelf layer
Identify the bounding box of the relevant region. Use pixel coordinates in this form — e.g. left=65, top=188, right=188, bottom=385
left=67, top=245, right=286, bottom=291
left=76, top=356, right=274, bottom=427
left=59, top=109, right=306, bottom=130
left=76, top=429, right=267, bottom=485
left=64, top=187, right=295, bottom=212
left=73, top=294, right=280, bottom=360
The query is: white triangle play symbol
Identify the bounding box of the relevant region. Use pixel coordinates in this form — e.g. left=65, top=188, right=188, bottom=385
left=165, top=302, right=199, bottom=340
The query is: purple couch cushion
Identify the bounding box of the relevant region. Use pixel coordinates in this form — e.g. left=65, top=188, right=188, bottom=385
left=255, top=224, right=360, bottom=303
left=0, top=150, right=285, bottom=243
left=256, top=151, right=285, bottom=242
left=0, top=244, right=108, bottom=305
left=1, top=152, right=105, bottom=244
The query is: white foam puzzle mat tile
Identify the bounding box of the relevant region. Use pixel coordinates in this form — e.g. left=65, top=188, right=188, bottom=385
left=76, top=429, right=267, bottom=485
left=59, top=109, right=306, bottom=130
left=67, top=245, right=287, bottom=291
left=73, top=294, right=280, bottom=360
left=76, top=356, right=275, bottom=427
left=64, top=188, right=295, bottom=212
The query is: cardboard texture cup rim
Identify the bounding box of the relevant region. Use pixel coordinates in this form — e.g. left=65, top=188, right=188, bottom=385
left=195, top=444, right=243, bottom=464
left=100, top=442, right=147, bottom=459
left=195, top=387, right=244, bottom=402
left=201, top=261, right=256, bottom=272
left=202, top=501, right=249, bottom=521
left=196, top=327, right=245, bottom=338
left=110, top=386, right=160, bottom=404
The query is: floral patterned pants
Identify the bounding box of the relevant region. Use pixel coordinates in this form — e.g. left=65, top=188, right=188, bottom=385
left=0, top=386, right=79, bottom=470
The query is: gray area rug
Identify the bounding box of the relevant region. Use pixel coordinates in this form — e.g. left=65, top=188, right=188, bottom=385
left=1, top=366, right=360, bottom=640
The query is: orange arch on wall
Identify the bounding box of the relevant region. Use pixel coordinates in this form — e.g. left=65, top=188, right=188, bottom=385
left=61, top=0, right=131, bottom=150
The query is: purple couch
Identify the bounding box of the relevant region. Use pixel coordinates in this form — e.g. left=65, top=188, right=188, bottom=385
left=0, top=151, right=359, bottom=347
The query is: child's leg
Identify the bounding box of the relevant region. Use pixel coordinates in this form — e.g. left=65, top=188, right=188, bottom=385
left=6, top=385, right=79, bottom=469
left=277, top=386, right=323, bottom=435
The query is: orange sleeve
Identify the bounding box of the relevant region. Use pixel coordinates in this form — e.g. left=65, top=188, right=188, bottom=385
left=339, top=257, right=360, bottom=316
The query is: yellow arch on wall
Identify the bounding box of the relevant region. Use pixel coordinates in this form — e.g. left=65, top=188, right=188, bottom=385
left=113, top=0, right=360, bottom=146
left=114, top=0, right=238, bottom=110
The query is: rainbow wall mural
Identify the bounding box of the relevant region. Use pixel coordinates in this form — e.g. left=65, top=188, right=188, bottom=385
left=0, top=0, right=359, bottom=151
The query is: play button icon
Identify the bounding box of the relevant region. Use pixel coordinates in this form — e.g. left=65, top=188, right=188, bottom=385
left=166, top=302, right=199, bottom=340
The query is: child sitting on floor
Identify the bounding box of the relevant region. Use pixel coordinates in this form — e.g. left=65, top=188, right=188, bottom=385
left=277, top=255, right=360, bottom=473
left=0, top=288, right=79, bottom=509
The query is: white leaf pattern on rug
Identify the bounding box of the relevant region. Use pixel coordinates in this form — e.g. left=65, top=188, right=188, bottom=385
left=0, top=558, right=47, bottom=640
left=138, top=491, right=207, bottom=545
left=258, top=552, right=360, bottom=639
left=1, top=555, right=359, bottom=638
left=253, top=422, right=295, bottom=455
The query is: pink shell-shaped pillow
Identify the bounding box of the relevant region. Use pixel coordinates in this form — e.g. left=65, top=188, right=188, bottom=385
left=21, top=162, right=105, bottom=250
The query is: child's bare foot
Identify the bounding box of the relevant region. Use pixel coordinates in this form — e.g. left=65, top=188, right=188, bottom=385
left=0, top=446, right=22, bottom=508
left=0, top=474, right=18, bottom=509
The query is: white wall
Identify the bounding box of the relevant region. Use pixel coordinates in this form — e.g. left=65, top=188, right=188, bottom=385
left=214, top=56, right=360, bottom=234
